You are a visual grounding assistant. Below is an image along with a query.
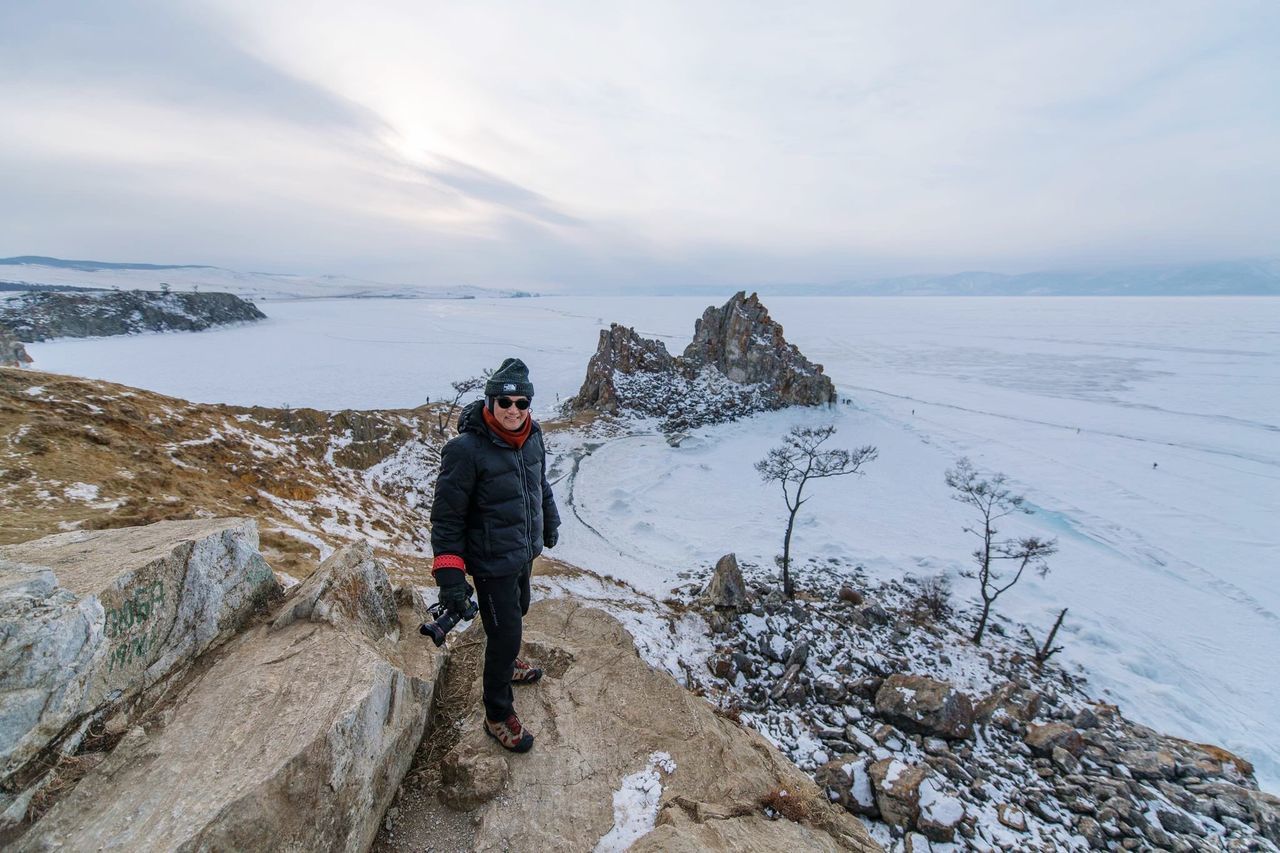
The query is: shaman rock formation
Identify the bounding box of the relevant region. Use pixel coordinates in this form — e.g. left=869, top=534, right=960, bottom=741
left=569, top=291, right=835, bottom=430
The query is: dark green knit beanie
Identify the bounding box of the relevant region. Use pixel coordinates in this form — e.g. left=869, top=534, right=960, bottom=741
left=485, top=357, right=534, bottom=398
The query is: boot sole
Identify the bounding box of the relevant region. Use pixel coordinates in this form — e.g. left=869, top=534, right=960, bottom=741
left=512, top=669, right=542, bottom=685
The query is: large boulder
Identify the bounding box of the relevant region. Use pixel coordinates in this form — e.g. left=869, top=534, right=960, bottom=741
left=270, top=540, right=399, bottom=641
left=419, top=599, right=880, bottom=852
left=867, top=758, right=928, bottom=828
left=1024, top=722, right=1084, bottom=757
left=1120, top=748, right=1177, bottom=780
left=0, top=328, right=32, bottom=367
left=702, top=552, right=751, bottom=611
left=0, top=519, right=278, bottom=792
left=816, top=755, right=880, bottom=817
left=874, top=674, right=975, bottom=740
left=974, top=681, right=1041, bottom=728
left=915, top=776, right=965, bottom=842
left=15, top=542, right=441, bottom=852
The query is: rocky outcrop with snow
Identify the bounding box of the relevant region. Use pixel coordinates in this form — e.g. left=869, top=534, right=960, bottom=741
left=0, top=518, right=279, bottom=809
left=389, top=598, right=880, bottom=852
left=679, top=560, right=1280, bottom=851
left=0, top=289, right=265, bottom=341
left=682, top=291, right=835, bottom=406
left=13, top=540, right=440, bottom=852
left=2, top=517, right=880, bottom=852
left=569, top=292, right=835, bottom=430
left=0, top=328, right=31, bottom=367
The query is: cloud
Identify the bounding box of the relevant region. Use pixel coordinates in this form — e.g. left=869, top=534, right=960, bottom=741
left=419, top=157, right=583, bottom=228
left=1, top=0, right=1277, bottom=286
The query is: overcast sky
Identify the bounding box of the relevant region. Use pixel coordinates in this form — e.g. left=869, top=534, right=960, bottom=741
left=2, top=1, right=1277, bottom=290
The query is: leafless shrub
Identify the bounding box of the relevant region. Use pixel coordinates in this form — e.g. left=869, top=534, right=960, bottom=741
left=913, top=574, right=953, bottom=622
left=1022, top=607, right=1069, bottom=671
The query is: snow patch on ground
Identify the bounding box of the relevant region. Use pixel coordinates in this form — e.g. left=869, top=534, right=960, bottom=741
left=532, top=573, right=714, bottom=686
left=592, top=751, right=676, bottom=853
left=61, top=482, right=124, bottom=510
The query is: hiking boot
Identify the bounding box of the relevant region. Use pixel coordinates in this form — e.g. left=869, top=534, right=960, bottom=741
left=512, top=657, right=543, bottom=685
left=485, top=714, right=534, bottom=753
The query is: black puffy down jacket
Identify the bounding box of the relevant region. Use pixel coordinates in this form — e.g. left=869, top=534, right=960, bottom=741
left=430, top=400, right=561, bottom=579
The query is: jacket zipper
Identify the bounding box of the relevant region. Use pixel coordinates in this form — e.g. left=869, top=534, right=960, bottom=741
left=514, top=442, right=531, bottom=558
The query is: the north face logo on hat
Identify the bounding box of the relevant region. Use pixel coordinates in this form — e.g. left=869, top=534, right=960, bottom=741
left=503, top=383, right=516, bottom=392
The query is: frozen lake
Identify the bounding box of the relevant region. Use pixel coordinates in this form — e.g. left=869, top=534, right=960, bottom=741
left=27, top=295, right=1280, bottom=789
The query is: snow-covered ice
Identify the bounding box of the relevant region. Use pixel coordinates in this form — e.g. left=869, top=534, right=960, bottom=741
left=27, top=294, right=1280, bottom=790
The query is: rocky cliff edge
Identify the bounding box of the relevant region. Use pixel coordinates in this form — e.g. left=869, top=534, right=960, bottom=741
left=1, top=519, right=879, bottom=852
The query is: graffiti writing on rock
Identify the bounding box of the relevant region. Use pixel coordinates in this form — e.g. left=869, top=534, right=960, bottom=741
left=104, top=579, right=166, bottom=673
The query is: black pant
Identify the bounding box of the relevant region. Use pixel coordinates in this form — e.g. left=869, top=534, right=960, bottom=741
left=473, top=562, right=532, bottom=722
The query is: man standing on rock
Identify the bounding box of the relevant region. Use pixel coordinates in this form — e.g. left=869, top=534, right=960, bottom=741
left=430, top=357, right=561, bottom=753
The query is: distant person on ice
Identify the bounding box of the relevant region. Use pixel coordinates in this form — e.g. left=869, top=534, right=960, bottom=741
left=430, top=357, right=561, bottom=752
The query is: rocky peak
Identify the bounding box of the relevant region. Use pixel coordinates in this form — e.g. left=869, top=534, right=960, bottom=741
left=569, top=292, right=835, bottom=430
left=570, top=323, right=677, bottom=416
left=684, top=292, right=831, bottom=406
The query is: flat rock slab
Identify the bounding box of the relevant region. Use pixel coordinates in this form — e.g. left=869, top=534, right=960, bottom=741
left=433, top=599, right=881, bottom=852
left=0, top=518, right=278, bottom=787
left=17, top=601, right=441, bottom=852
left=634, top=809, right=853, bottom=851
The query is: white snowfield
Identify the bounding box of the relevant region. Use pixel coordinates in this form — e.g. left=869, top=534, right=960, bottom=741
left=27, top=294, right=1280, bottom=791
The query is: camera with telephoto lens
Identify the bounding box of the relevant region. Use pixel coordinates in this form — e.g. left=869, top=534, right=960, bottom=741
left=419, top=599, right=479, bottom=646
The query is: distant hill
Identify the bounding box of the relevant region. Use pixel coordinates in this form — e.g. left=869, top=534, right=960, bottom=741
left=810, top=259, right=1280, bottom=296
left=628, top=259, right=1280, bottom=297
left=0, top=257, right=527, bottom=300
left=0, top=256, right=213, bottom=272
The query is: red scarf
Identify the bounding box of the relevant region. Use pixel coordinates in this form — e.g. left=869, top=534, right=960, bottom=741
left=482, top=404, right=533, bottom=449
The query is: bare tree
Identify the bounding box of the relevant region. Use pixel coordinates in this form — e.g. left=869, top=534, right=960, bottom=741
left=945, top=458, right=1058, bottom=645
left=756, top=425, right=877, bottom=599
left=436, top=376, right=484, bottom=436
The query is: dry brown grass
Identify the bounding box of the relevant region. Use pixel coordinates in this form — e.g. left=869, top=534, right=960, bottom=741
left=760, top=785, right=812, bottom=822
left=402, top=633, right=485, bottom=792
left=712, top=701, right=743, bottom=724
left=0, top=368, right=438, bottom=582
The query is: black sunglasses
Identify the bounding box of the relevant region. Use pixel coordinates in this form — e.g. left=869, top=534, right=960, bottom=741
left=497, top=396, right=530, bottom=410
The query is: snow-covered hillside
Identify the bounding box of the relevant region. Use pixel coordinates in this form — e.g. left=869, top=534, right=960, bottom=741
left=23, top=294, right=1280, bottom=794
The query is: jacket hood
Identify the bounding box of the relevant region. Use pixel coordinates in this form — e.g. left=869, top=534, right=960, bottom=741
left=457, top=399, right=487, bottom=435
